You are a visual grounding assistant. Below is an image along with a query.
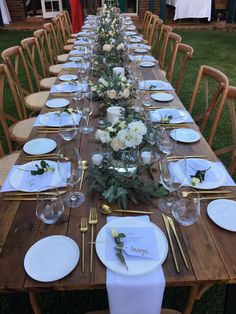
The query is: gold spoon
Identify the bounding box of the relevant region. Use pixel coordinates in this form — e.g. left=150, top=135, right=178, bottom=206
left=79, top=160, right=88, bottom=191
left=100, top=204, right=154, bottom=215
left=179, top=189, right=232, bottom=198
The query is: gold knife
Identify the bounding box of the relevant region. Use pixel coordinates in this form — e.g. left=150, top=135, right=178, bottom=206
left=162, top=214, right=179, bottom=273
left=167, top=216, right=189, bottom=269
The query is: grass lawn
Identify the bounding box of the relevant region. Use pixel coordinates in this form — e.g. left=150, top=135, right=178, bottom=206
left=0, top=28, right=236, bottom=313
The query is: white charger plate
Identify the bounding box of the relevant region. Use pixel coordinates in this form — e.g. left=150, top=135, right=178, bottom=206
left=207, top=199, right=236, bottom=232
left=45, top=98, right=70, bottom=108
left=59, top=74, right=78, bottom=82
left=10, top=160, right=62, bottom=192
left=23, top=138, right=57, bottom=155
left=24, top=236, right=80, bottom=282
left=172, top=159, right=227, bottom=189
left=170, top=128, right=201, bottom=143
left=151, top=93, right=174, bottom=102
left=139, top=61, right=155, bottom=68
left=95, top=217, right=168, bottom=276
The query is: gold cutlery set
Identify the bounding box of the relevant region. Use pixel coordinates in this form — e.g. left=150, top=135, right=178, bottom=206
left=1, top=190, right=66, bottom=201
left=162, top=214, right=188, bottom=273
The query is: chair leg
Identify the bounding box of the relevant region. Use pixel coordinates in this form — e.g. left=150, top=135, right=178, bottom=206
left=29, top=291, right=42, bottom=314
left=184, top=284, right=213, bottom=314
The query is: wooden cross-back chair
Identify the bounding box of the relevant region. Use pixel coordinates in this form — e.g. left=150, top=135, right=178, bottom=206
left=153, top=25, right=173, bottom=69
left=0, top=63, right=35, bottom=151
left=1, top=46, right=50, bottom=114
left=205, top=85, right=236, bottom=175
left=146, top=15, right=162, bottom=47
left=34, top=28, right=63, bottom=76
left=57, top=12, right=76, bottom=44
left=168, top=43, right=194, bottom=95
left=52, top=16, right=73, bottom=52
left=142, top=10, right=152, bottom=38
left=150, top=18, right=164, bottom=54
left=21, top=37, right=57, bottom=90
left=188, top=65, right=229, bottom=135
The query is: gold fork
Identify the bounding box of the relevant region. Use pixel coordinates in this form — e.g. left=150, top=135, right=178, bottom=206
left=80, top=217, right=88, bottom=273
left=89, top=207, right=98, bottom=273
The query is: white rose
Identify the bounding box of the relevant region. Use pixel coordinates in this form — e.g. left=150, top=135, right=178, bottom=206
left=128, top=121, right=147, bottom=136
left=191, top=177, right=201, bottom=186
left=120, top=76, right=127, bottom=82
left=108, top=31, right=114, bottom=36
left=122, top=88, right=130, bottom=99
left=103, top=44, right=113, bottom=52
left=116, top=43, right=125, bottom=51
left=95, top=129, right=111, bottom=144
left=106, top=89, right=117, bottom=99
left=111, top=137, right=126, bottom=151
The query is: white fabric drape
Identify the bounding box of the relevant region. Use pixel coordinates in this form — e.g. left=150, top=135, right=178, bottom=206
left=0, top=0, right=11, bottom=25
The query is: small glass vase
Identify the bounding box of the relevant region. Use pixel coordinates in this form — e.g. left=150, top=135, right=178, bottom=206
left=109, top=148, right=138, bottom=177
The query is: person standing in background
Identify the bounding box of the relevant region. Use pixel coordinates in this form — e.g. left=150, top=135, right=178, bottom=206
left=69, top=0, right=83, bottom=33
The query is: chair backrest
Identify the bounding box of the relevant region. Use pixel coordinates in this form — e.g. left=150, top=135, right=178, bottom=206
left=21, top=37, right=45, bottom=90
left=0, top=64, right=25, bottom=152
left=142, top=11, right=152, bottom=39
left=168, top=43, right=194, bottom=95
left=146, top=15, right=161, bottom=47
left=154, top=25, right=173, bottom=69
left=188, top=65, right=229, bottom=135
left=62, top=10, right=72, bottom=34
left=205, top=85, right=236, bottom=175
left=57, top=12, right=69, bottom=45
left=34, top=28, right=55, bottom=69
left=52, top=16, right=67, bottom=50
left=1, top=45, right=39, bottom=107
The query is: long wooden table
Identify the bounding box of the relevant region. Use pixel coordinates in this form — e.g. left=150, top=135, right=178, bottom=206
left=0, top=42, right=236, bottom=314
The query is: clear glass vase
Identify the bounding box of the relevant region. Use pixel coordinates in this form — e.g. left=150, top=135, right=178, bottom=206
left=109, top=148, right=138, bottom=177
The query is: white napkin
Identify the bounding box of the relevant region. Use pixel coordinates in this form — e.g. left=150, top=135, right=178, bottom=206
left=139, top=80, right=174, bottom=91
left=106, top=216, right=165, bottom=314
left=74, top=39, right=92, bottom=45
left=77, top=31, right=95, bottom=37
left=1, top=161, right=68, bottom=192
left=63, top=62, right=84, bottom=69
left=50, top=82, right=87, bottom=93
left=149, top=108, right=194, bottom=123
left=127, top=43, right=151, bottom=50
left=69, top=50, right=85, bottom=56
left=125, top=31, right=138, bottom=36
left=169, top=159, right=236, bottom=187
left=34, top=112, right=81, bottom=127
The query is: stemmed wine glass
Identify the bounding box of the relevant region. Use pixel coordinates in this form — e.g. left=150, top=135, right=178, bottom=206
left=157, top=154, right=187, bottom=214
left=57, top=147, right=85, bottom=208
left=59, top=111, right=77, bottom=141
left=79, top=93, right=94, bottom=134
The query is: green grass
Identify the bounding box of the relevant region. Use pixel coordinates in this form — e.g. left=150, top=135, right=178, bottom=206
left=0, top=29, right=235, bottom=313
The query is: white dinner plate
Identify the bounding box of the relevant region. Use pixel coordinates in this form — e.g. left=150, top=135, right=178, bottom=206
left=170, top=128, right=201, bottom=143
left=172, top=158, right=227, bottom=189
left=23, top=138, right=57, bottom=155
left=45, top=98, right=70, bottom=108
left=10, top=160, right=62, bottom=192
left=139, top=61, right=156, bottom=68
left=125, top=31, right=137, bottom=35
left=59, top=74, right=78, bottom=82
left=134, top=48, right=148, bottom=53
left=207, top=199, right=236, bottom=232
left=95, top=217, right=168, bottom=276
left=24, top=235, right=80, bottom=282
left=130, top=38, right=142, bottom=43
left=68, top=56, right=83, bottom=62
left=151, top=93, right=174, bottom=102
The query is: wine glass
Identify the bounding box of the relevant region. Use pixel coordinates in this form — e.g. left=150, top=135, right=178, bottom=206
left=158, top=127, right=175, bottom=156
left=59, top=111, right=77, bottom=141
left=157, top=155, right=187, bottom=214
left=36, top=186, right=64, bottom=224
left=57, top=147, right=85, bottom=208
left=172, top=187, right=200, bottom=226
left=79, top=93, right=94, bottom=134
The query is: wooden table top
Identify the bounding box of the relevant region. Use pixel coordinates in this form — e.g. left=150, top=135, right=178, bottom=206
left=0, top=52, right=236, bottom=294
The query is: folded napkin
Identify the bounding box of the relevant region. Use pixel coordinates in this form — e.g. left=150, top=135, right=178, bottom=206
left=107, top=216, right=165, bottom=314
left=69, top=50, right=85, bottom=56
left=169, top=159, right=236, bottom=187
left=127, top=43, right=151, bottom=50
left=139, top=80, right=174, bottom=91
left=77, top=31, right=95, bottom=37
left=34, top=112, right=81, bottom=127
left=149, top=108, right=194, bottom=123
left=63, top=62, right=89, bottom=69
left=50, top=82, right=87, bottom=94
left=129, top=55, right=156, bottom=62
left=1, top=161, right=68, bottom=192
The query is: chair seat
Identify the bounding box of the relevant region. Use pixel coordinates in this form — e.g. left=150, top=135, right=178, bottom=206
left=67, top=38, right=76, bottom=44
left=0, top=150, right=20, bottom=187
left=9, top=117, right=36, bottom=145
left=49, top=64, right=63, bottom=75
left=63, top=44, right=73, bottom=52
left=57, top=53, right=69, bottom=63
left=71, top=33, right=79, bottom=38
left=40, top=76, right=57, bottom=90
left=25, top=91, right=50, bottom=111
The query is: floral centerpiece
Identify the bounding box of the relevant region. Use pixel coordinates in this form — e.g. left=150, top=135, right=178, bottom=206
left=91, top=72, right=132, bottom=105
